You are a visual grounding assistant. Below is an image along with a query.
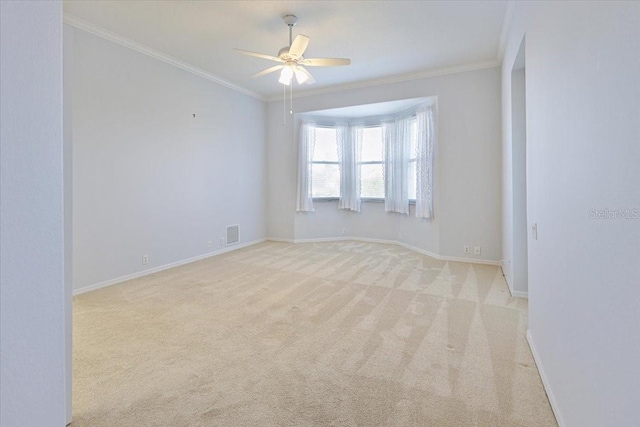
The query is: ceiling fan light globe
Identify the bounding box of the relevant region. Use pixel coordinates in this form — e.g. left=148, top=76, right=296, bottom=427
left=295, top=67, right=309, bottom=84
left=279, top=66, right=293, bottom=85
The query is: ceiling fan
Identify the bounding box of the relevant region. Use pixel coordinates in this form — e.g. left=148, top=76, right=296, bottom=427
left=234, top=15, right=351, bottom=86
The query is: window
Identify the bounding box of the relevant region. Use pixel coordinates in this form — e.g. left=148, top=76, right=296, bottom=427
left=360, top=118, right=418, bottom=203
left=297, top=104, right=434, bottom=218
left=311, top=127, right=340, bottom=198
left=358, top=122, right=418, bottom=202
left=360, top=126, right=384, bottom=199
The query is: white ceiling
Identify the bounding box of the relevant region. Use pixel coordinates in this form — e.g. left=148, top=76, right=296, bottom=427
left=63, top=1, right=509, bottom=100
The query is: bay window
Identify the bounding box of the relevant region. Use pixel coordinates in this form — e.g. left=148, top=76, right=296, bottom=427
left=297, top=103, right=434, bottom=218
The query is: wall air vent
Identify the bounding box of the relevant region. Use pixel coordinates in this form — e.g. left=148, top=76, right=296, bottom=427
left=226, top=225, right=239, bottom=245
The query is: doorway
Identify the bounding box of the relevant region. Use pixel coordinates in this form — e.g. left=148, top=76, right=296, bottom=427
left=511, top=38, right=528, bottom=295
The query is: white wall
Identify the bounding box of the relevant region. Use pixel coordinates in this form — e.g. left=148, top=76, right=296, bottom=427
left=0, top=1, right=67, bottom=425
left=510, top=63, right=528, bottom=296
left=63, top=21, right=75, bottom=424
left=267, top=67, right=502, bottom=262
left=70, top=27, right=267, bottom=291
left=502, top=2, right=640, bottom=426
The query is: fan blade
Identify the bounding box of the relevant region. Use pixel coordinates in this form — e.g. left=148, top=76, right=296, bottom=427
left=252, top=65, right=284, bottom=78
left=296, top=66, right=316, bottom=84
left=233, top=48, right=283, bottom=63
left=288, top=35, right=310, bottom=58
left=300, top=57, right=351, bottom=67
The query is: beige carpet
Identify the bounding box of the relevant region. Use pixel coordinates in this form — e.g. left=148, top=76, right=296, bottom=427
left=73, top=241, right=557, bottom=426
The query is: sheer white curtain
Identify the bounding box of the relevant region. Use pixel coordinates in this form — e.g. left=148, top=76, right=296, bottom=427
left=383, top=117, right=411, bottom=214
left=338, top=124, right=362, bottom=212
left=297, top=104, right=434, bottom=216
left=415, top=106, right=435, bottom=219
left=296, top=122, right=315, bottom=212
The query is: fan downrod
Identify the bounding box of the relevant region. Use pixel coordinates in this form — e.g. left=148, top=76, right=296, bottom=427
left=282, top=15, right=299, bottom=51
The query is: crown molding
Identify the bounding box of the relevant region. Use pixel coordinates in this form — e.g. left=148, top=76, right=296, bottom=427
left=63, top=13, right=266, bottom=101
left=64, top=13, right=505, bottom=105
left=497, top=1, right=516, bottom=61
left=265, top=59, right=501, bottom=102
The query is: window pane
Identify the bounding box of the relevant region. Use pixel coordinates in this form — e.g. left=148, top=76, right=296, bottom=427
left=312, top=163, right=340, bottom=198
left=361, top=127, right=383, bottom=162
left=408, top=160, right=416, bottom=200
left=313, top=128, right=338, bottom=161
left=360, top=163, right=385, bottom=199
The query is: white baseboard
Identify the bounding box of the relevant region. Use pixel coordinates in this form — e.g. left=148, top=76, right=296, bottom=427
left=265, top=237, right=295, bottom=243
left=267, top=236, right=500, bottom=267
left=73, top=238, right=266, bottom=296
left=526, top=330, right=565, bottom=427
left=295, top=236, right=351, bottom=243
left=510, top=289, right=528, bottom=298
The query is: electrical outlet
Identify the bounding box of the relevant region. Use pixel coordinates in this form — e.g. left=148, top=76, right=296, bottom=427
left=142, top=255, right=149, bottom=265
left=464, top=245, right=470, bottom=254
left=208, top=240, right=212, bottom=248
left=532, top=223, right=538, bottom=240
left=342, top=228, right=347, bottom=235
left=474, top=246, right=481, bottom=255
left=220, top=237, right=225, bottom=246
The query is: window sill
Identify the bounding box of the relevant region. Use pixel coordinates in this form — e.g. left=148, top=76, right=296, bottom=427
left=312, top=198, right=417, bottom=205
left=312, top=197, right=340, bottom=202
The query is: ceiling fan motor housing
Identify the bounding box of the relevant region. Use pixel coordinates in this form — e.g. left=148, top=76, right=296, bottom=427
left=278, top=46, right=292, bottom=58
left=283, top=15, right=298, bottom=27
